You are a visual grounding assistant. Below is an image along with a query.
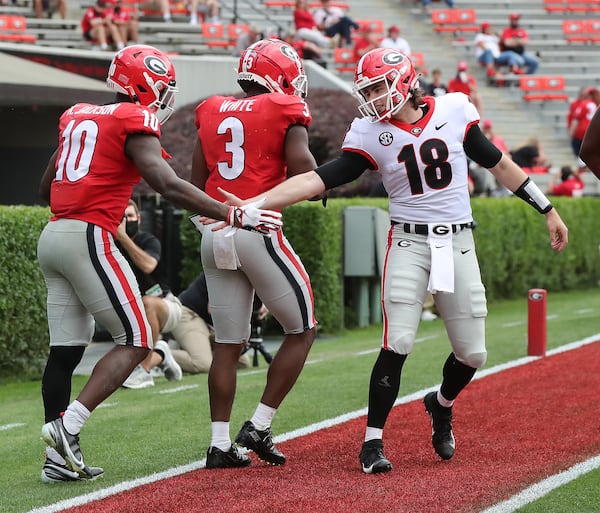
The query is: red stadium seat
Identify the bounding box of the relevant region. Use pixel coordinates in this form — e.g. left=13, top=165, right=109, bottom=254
left=202, top=22, right=229, bottom=48
left=430, top=8, right=479, bottom=36
left=543, top=0, right=569, bottom=12
left=0, top=15, right=37, bottom=43
left=333, top=47, right=356, bottom=74
left=520, top=76, right=569, bottom=103
left=562, top=19, right=600, bottom=43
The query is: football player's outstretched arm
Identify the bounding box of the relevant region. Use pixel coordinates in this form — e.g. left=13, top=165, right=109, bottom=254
left=580, top=107, right=600, bottom=178
left=465, top=124, right=568, bottom=252
left=126, top=134, right=281, bottom=232
left=219, top=171, right=326, bottom=211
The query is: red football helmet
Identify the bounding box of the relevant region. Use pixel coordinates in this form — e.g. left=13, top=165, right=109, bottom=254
left=352, top=48, right=419, bottom=122
left=106, top=44, right=178, bottom=124
left=237, top=38, right=307, bottom=97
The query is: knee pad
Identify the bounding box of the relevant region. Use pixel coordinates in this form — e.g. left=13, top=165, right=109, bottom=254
left=386, top=332, right=415, bottom=354
left=459, top=350, right=487, bottom=369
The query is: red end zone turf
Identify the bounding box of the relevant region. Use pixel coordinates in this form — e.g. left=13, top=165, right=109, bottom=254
left=62, top=342, right=600, bottom=513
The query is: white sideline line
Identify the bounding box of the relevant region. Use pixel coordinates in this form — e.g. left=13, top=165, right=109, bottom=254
left=478, top=454, right=600, bottom=513
left=0, top=422, right=25, bottom=431
left=25, top=333, right=600, bottom=513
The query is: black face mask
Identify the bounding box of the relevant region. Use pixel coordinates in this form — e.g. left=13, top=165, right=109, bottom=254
left=125, top=220, right=139, bottom=238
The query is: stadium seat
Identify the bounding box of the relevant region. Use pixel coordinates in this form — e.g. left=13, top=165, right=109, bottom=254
left=0, top=15, right=37, bottom=43
left=567, top=0, right=600, bottom=13
left=333, top=47, right=356, bottom=74
left=543, top=0, right=569, bottom=12
left=520, top=76, right=569, bottom=103
left=430, top=9, right=479, bottom=36
left=562, top=19, right=600, bottom=43
left=202, top=22, right=229, bottom=48
left=228, top=23, right=249, bottom=47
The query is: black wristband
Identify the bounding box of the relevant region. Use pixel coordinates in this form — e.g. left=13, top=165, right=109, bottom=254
left=514, top=177, right=553, bottom=214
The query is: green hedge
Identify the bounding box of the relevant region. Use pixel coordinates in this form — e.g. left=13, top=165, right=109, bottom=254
left=2, top=198, right=599, bottom=379
left=0, top=206, right=51, bottom=380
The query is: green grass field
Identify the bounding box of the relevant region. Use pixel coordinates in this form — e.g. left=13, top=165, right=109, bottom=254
left=1, top=288, right=599, bottom=513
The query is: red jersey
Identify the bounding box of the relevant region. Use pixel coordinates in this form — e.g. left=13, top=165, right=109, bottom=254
left=551, top=177, right=584, bottom=197
left=572, top=99, right=598, bottom=140
left=81, top=7, right=111, bottom=33
left=447, top=75, right=477, bottom=98
left=194, top=93, right=311, bottom=201
left=293, top=8, right=317, bottom=30
left=50, top=102, right=161, bottom=234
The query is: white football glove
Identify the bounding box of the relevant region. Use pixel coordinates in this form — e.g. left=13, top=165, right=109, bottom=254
left=227, top=198, right=282, bottom=235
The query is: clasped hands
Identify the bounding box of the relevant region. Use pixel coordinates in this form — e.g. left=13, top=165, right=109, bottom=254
left=190, top=188, right=281, bottom=236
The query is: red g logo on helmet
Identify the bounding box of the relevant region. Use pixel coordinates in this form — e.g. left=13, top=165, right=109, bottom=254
left=107, top=45, right=178, bottom=124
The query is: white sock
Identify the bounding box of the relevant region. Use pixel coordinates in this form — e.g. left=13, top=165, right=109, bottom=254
left=437, top=390, right=454, bottom=408
left=46, top=447, right=66, bottom=464
left=163, top=11, right=171, bottom=21
left=62, top=400, right=91, bottom=435
left=210, top=421, right=231, bottom=451
left=100, top=42, right=108, bottom=50
left=364, top=427, right=383, bottom=443
left=250, top=403, right=276, bottom=431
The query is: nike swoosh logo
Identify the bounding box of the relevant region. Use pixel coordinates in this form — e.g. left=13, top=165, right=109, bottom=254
left=461, top=249, right=471, bottom=254
left=435, top=122, right=447, bottom=130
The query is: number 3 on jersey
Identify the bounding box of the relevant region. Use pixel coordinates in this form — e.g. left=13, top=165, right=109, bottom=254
left=216, top=116, right=245, bottom=180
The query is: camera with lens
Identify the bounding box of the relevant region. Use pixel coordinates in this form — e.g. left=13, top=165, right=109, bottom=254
left=249, top=312, right=265, bottom=344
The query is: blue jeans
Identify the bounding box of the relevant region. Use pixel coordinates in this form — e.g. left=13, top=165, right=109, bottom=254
left=422, top=0, right=454, bottom=6
left=520, top=52, right=539, bottom=74
left=478, top=49, right=523, bottom=70
left=324, top=16, right=359, bottom=45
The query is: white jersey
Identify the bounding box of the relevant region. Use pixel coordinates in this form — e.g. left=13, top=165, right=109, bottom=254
left=342, top=93, right=479, bottom=224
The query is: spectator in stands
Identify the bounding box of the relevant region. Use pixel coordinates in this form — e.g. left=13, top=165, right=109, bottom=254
left=379, top=25, right=410, bottom=55
left=447, top=61, right=483, bottom=114
left=283, top=31, right=327, bottom=68
left=312, top=0, right=359, bottom=48
left=353, top=23, right=379, bottom=62
left=34, top=0, right=66, bottom=19
left=546, top=165, right=584, bottom=197
left=139, top=0, right=171, bottom=22
left=112, top=0, right=139, bottom=44
left=233, top=24, right=262, bottom=57
left=293, top=0, right=332, bottom=49
left=579, top=105, right=600, bottom=177
left=189, top=0, right=220, bottom=25
left=81, top=0, right=124, bottom=51
left=500, top=13, right=538, bottom=74
left=474, top=21, right=524, bottom=79
left=469, top=119, right=510, bottom=197
left=567, top=86, right=588, bottom=136
left=425, top=68, right=447, bottom=97
left=569, top=87, right=600, bottom=159
left=510, top=137, right=551, bottom=173
left=421, top=0, right=454, bottom=12
left=481, top=119, right=509, bottom=154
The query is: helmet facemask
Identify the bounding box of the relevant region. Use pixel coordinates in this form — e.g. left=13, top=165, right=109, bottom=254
left=352, top=48, right=419, bottom=123
left=142, top=73, right=178, bottom=124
